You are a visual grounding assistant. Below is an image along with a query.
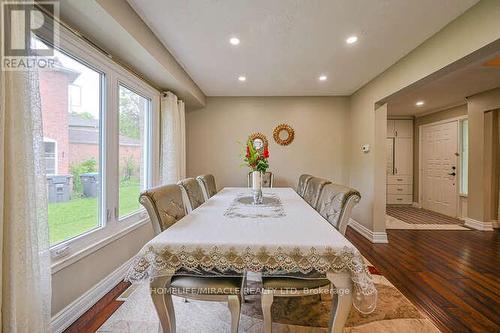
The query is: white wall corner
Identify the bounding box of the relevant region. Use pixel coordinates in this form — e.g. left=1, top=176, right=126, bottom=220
left=51, top=257, right=133, bottom=333
left=349, top=218, right=389, bottom=243
left=412, top=202, right=422, bottom=209
left=464, top=218, right=494, bottom=231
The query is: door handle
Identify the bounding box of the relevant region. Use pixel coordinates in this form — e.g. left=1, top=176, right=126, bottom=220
left=448, top=172, right=456, bottom=176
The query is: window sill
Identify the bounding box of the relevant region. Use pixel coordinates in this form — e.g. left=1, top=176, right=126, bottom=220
left=51, top=217, right=150, bottom=274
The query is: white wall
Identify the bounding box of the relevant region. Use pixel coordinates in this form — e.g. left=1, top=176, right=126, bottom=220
left=186, top=97, right=350, bottom=188
left=51, top=223, right=154, bottom=315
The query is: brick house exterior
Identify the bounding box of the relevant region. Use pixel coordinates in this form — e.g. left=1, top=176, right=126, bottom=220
left=68, top=115, right=142, bottom=172
left=40, top=62, right=141, bottom=178
left=39, top=66, right=78, bottom=175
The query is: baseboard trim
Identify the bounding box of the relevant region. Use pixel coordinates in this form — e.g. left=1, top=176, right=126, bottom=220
left=412, top=202, right=422, bottom=209
left=349, top=218, right=388, bottom=243
left=464, top=218, right=494, bottom=231
left=51, top=257, right=133, bottom=333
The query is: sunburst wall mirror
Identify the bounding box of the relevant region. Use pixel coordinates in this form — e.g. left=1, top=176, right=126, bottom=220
left=248, top=132, right=268, bottom=154
left=273, top=124, right=295, bottom=146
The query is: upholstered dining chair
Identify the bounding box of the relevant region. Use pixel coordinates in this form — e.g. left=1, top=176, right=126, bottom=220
left=260, top=182, right=361, bottom=333
left=139, top=184, right=186, bottom=235
left=247, top=171, right=274, bottom=188
left=196, top=174, right=217, bottom=201
left=261, top=277, right=330, bottom=333
left=296, top=174, right=313, bottom=197
left=139, top=185, right=243, bottom=333
left=161, top=276, right=243, bottom=333
left=178, top=178, right=205, bottom=213
left=302, top=177, right=331, bottom=209
left=316, top=183, right=361, bottom=236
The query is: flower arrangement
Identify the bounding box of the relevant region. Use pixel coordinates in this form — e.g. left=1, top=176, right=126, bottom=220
left=243, top=139, right=269, bottom=172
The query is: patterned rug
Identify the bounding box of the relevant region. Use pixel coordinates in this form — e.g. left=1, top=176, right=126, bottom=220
left=386, top=206, right=463, bottom=225
left=98, top=262, right=440, bottom=332
left=386, top=206, right=469, bottom=230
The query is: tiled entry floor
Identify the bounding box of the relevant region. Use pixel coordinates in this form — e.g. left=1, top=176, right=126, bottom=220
left=386, top=206, right=469, bottom=230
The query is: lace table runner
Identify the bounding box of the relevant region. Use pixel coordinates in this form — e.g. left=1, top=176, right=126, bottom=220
left=224, top=192, right=286, bottom=218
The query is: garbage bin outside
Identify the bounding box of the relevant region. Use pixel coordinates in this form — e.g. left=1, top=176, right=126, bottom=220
left=80, top=172, right=99, bottom=198
left=46, top=175, right=72, bottom=203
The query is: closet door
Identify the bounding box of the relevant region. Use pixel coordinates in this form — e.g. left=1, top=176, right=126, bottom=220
left=394, top=137, right=413, bottom=175
left=386, top=138, right=394, bottom=175
left=394, top=120, right=413, bottom=138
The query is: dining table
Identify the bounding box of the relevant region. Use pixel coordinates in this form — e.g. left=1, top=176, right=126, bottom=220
left=126, top=187, right=377, bottom=333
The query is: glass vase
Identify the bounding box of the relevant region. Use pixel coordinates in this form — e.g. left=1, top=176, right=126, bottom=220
left=252, top=170, right=263, bottom=205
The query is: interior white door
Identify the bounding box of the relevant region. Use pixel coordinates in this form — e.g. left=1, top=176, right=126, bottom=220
left=421, top=121, right=458, bottom=217
left=386, top=138, right=394, bottom=175
left=395, top=137, right=413, bottom=175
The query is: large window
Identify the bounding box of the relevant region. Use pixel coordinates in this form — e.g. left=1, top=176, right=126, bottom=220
left=460, top=119, right=468, bottom=195
left=35, top=30, right=158, bottom=254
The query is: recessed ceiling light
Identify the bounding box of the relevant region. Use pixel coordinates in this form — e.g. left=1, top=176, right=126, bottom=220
left=238, top=75, right=246, bottom=82
left=229, top=37, right=240, bottom=45
left=319, top=75, right=327, bottom=81
left=346, top=35, right=358, bottom=44
left=416, top=101, right=425, bottom=106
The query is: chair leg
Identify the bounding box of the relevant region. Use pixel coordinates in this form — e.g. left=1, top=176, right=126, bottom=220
left=327, top=272, right=353, bottom=333
left=240, top=271, right=247, bottom=303
left=261, top=291, right=274, bottom=333
left=150, top=275, right=176, bottom=333
left=227, top=294, right=241, bottom=333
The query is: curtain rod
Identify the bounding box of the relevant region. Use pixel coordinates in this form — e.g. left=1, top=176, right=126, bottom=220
left=34, top=2, right=164, bottom=94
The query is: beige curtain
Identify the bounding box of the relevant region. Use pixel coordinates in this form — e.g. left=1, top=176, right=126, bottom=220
left=160, top=92, right=186, bottom=184
left=0, top=2, right=51, bottom=331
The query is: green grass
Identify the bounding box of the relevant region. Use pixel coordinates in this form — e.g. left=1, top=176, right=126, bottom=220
left=48, top=182, right=141, bottom=245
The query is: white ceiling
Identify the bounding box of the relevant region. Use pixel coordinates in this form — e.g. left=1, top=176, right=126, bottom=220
left=127, top=0, right=478, bottom=96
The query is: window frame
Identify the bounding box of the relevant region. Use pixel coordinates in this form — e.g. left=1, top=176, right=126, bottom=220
left=43, top=137, right=58, bottom=174
left=39, top=25, right=161, bottom=272
left=68, top=83, right=82, bottom=107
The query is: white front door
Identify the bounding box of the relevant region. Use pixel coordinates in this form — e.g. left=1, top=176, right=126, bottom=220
left=421, top=121, right=458, bottom=217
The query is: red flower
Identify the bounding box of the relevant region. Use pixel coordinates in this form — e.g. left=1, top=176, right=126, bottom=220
left=263, top=147, right=269, bottom=158
left=246, top=146, right=250, bottom=158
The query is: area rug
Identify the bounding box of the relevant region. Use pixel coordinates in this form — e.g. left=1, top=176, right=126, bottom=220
left=386, top=206, right=469, bottom=230
left=387, top=206, right=464, bottom=225
left=98, top=262, right=440, bottom=332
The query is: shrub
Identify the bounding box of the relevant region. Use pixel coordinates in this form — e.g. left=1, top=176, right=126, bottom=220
left=120, top=155, right=138, bottom=182
left=70, top=158, right=97, bottom=195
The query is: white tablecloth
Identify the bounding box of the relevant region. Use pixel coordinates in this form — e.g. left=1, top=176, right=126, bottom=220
left=126, top=188, right=376, bottom=313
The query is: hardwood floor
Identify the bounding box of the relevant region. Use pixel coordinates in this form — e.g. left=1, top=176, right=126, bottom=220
left=63, top=281, right=130, bottom=333
left=346, top=227, right=500, bottom=333
left=71, top=228, right=499, bottom=333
